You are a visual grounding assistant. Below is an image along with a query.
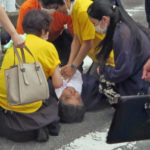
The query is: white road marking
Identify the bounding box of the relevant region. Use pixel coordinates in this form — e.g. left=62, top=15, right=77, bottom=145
left=126, top=6, right=145, bottom=16
left=57, top=130, right=137, bottom=150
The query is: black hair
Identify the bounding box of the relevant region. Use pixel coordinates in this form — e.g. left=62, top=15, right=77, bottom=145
left=88, top=0, right=142, bottom=66
left=1, top=31, right=11, bottom=45
left=22, top=10, right=52, bottom=36
left=39, top=0, right=61, bottom=6
left=39, top=0, right=74, bottom=6
left=58, top=99, right=85, bottom=123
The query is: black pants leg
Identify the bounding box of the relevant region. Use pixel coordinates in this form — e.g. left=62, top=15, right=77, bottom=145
left=0, top=111, right=37, bottom=142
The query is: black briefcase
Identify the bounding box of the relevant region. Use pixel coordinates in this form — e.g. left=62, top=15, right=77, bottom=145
left=107, top=95, right=150, bottom=143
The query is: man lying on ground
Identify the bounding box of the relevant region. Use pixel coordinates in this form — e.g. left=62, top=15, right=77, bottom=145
left=49, top=70, right=109, bottom=123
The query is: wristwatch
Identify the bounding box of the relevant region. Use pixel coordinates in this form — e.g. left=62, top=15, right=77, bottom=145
left=71, top=64, right=77, bottom=70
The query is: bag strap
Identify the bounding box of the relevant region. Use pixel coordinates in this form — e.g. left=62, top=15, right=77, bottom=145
left=13, top=46, right=43, bottom=85
left=13, top=47, right=26, bottom=65
left=13, top=45, right=36, bottom=65
left=23, top=46, right=36, bottom=62
left=13, top=46, right=24, bottom=65
left=20, top=48, right=26, bottom=63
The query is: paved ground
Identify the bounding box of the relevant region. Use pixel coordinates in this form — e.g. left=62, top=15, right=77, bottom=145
left=0, top=0, right=150, bottom=150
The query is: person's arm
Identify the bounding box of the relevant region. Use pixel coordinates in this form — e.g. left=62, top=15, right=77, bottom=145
left=72, top=39, right=93, bottom=67
left=52, top=66, right=63, bottom=88
left=66, top=15, right=74, bottom=36
left=103, top=24, right=136, bottom=83
left=68, top=34, right=81, bottom=64
left=0, top=4, right=24, bottom=48
left=103, top=52, right=135, bottom=83
left=61, top=34, right=80, bottom=78
left=61, top=35, right=93, bottom=79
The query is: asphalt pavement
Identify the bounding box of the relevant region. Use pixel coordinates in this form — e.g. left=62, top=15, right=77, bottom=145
left=0, top=0, right=150, bottom=150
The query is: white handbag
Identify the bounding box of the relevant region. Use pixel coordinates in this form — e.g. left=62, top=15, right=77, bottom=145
left=4, top=46, right=49, bottom=105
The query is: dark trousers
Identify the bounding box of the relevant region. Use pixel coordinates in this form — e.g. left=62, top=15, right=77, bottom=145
left=145, top=0, right=150, bottom=28
left=0, top=94, right=60, bottom=142
left=0, top=108, right=37, bottom=142
left=0, top=108, right=60, bottom=142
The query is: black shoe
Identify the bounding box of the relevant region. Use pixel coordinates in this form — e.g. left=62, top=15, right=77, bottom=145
left=48, top=121, right=60, bottom=136
left=36, top=127, right=49, bottom=142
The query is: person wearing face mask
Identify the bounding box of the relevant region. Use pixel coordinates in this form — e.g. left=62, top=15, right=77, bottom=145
left=16, top=0, right=73, bottom=66
left=87, top=0, right=150, bottom=96
left=43, top=0, right=115, bottom=80
left=0, top=10, right=63, bottom=142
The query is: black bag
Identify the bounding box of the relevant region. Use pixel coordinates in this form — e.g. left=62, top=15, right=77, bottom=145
left=107, top=95, right=150, bottom=143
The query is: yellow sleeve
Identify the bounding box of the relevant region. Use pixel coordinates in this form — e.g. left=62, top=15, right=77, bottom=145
left=76, top=12, right=95, bottom=41
left=38, top=43, right=61, bottom=78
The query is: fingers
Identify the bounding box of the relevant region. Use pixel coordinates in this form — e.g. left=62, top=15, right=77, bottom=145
left=12, top=35, right=25, bottom=48
left=60, top=64, right=76, bottom=80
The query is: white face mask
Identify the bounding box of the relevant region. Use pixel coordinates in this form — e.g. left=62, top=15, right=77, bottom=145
left=64, top=0, right=73, bottom=15
left=95, top=21, right=107, bottom=34
left=43, top=37, right=48, bottom=41
left=41, top=7, right=56, bottom=15
left=42, top=32, right=49, bottom=41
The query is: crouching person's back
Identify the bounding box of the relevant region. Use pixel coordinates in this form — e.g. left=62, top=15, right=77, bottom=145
left=0, top=10, right=63, bottom=142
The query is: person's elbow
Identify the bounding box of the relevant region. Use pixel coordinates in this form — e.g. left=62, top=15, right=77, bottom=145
left=51, top=66, right=63, bottom=88
left=52, top=78, right=63, bottom=89
left=83, top=40, right=93, bottom=50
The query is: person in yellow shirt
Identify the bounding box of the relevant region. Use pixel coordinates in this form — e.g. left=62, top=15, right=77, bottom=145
left=0, top=10, right=62, bottom=142
left=43, top=0, right=115, bottom=79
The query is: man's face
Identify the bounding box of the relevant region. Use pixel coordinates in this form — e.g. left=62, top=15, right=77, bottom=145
left=60, top=87, right=82, bottom=106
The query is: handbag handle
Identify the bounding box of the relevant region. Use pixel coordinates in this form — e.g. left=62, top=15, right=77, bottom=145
left=13, top=46, right=43, bottom=85
left=13, top=45, right=37, bottom=65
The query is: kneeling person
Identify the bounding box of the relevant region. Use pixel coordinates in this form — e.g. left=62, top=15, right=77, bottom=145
left=0, top=10, right=63, bottom=142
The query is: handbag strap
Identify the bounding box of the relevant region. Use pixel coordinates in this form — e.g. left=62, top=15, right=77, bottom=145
left=13, top=45, right=36, bottom=65
left=23, top=46, right=36, bottom=62
left=20, top=48, right=26, bottom=63
left=13, top=46, right=43, bottom=85
left=13, top=46, right=24, bottom=65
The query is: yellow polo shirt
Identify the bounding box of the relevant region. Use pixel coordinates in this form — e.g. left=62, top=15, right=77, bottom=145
left=0, top=34, right=60, bottom=113
left=71, top=0, right=114, bottom=66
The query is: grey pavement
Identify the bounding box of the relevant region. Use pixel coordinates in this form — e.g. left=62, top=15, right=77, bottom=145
left=0, top=0, right=150, bottom=150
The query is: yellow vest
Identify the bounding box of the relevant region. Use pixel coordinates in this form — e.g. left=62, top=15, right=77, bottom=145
left=71, top=0, right=115, bottom=66
left=0, top=34, right=60, bottom=113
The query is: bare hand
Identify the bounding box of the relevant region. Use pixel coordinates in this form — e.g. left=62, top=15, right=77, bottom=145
left=142, top=59, right=150, bottom=81
left=11, top=33, right=25, bottom=48
left=61, top=64, right=76, bottom=81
